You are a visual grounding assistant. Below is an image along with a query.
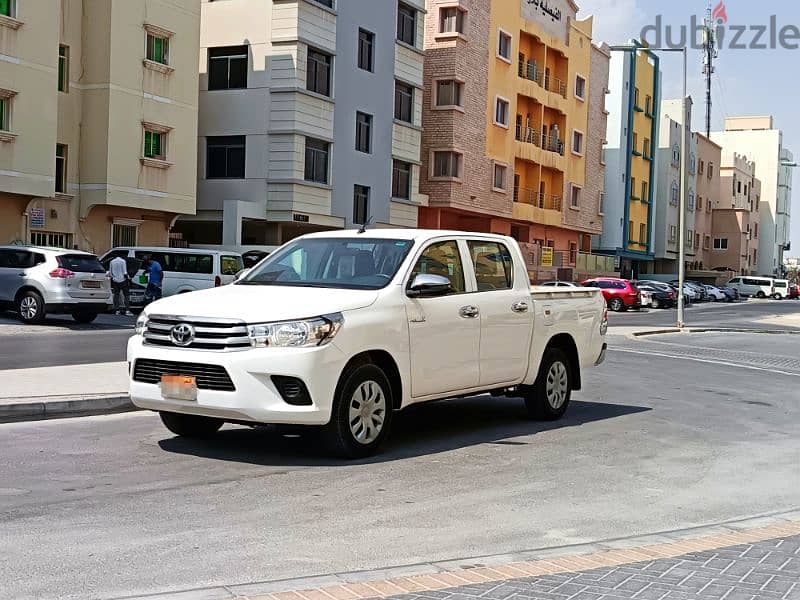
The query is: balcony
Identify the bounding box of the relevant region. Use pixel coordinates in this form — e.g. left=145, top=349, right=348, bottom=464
left=517, top=59, right=567, bottom=99
left=514, top=125, right=563, bottom=156
left=514, top=187, right=562, bottom=211
left=515, top=124, right=539, bottom=146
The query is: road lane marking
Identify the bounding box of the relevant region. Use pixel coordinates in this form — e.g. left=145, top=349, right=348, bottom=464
left=610, top=347, right=800, bottom=378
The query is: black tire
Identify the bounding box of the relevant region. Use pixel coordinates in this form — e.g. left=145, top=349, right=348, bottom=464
left=773, top=293, right=783, bottom=300
left=608, top=298, right=625, bottom=312
left=17, top=290, right=46, bottom=324
left=756, top=291, right=766, bottom=299
left=159, top=411, right=223, bottom=438
left=523, top=347, right=572, bottom=421
left=72, top=312, right=98, bottom=324
left=325, top=363, right=393, bottom=459
left=651, top=298, right=661, bottom=309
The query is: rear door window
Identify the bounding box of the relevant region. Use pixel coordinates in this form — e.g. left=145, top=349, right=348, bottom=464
left=57, top=254, right=105, bottom=273
left=0, top=250, right=34, bottom=268
left=467, top=241, right=513, bottom=291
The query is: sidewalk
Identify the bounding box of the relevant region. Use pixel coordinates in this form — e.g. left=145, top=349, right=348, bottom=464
left=0, top=361, right=132, bottom=421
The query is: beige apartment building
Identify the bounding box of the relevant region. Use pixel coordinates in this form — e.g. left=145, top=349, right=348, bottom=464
left=0, top=0, right=200, bottom=254
left=709, top=151, right=761, bottom=275
left=691, top=134, right=721, bottom=270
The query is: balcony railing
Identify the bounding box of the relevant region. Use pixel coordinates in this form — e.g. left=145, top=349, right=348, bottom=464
left=515, top=125, right=539, bottom=146
left=515, top=125, right=563, bottom=155
left=517, top=59, right=567, bottom=98
left=541, top=133, right=564, bottom=155
left=514, top=187, right=562, bottom=211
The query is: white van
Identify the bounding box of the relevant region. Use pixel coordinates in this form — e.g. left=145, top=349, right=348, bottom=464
left=726, top=276, right=775, bottom=298
left=772, top=279, right=790, bottom=300
left=100, top=247, right=244, bottom=302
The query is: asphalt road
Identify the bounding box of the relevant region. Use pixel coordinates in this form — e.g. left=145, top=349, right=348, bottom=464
left=1, top=331, right=799, bottom=600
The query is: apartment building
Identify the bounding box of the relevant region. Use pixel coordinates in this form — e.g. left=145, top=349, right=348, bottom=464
left=693, top=133, right=721, bottom=270
left=711, top=116, right=794, bottom=277
left=180, top=0, right=427, bottom=248
left=0, top=0, right=200, bottom=253
left=596, top=41, right=660, bottom=279
left=418, top=0, right=609, bottom=279
left=651, top=98, right=696, bottom=275
left=709, top=151, right=761, bottom=275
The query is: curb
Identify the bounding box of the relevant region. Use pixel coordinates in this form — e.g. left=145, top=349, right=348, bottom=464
left=630, top=327, right=800, bottom=337
left=0, top=394, right=138, bottom=423
left=112, top=508, right=800, bottom=600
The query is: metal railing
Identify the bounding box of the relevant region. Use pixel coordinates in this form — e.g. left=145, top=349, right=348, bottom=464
left=513, top=187, right=562, bottom=211
left=517, top=59, right=567, bottom=98
left=515, top=125, right=539, bottom=146
left=515, top=125, right=563, bottom=155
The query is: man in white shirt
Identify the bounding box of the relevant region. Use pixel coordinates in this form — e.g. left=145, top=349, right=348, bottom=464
left=108, top=255, right=131, bottom=316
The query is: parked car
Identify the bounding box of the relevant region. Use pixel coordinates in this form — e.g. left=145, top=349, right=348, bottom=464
left=582, top=277, right=641, bottom=312
left=0, top=246, right=112, bottom=324
left=772, top=279, right=790, bottom=300
left=726, top=276, right=775, bottom=298
left=704, top=285, right=727, bottom=302
left=687, top=282, right=709, bottom=302
left=718, top=285, right=740, bottom=302
left=242, top=250, right=270, bottom=269
left=788, top=283, right=799, bottom=300
left=634, top=281, right=676, bottom=309
left=128, top=229, right=608, bottom=458
left=99, top=247, right=244, bottom=310
left=639, top=288, right=653, bottom=308
left=538, top=281, right=579, bottom=288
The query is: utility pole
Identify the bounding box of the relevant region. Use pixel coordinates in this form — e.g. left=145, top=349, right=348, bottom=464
left=702, top=1, right=718, bottom=138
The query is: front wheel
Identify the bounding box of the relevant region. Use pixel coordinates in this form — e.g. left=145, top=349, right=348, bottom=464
left=608, top=298, right=625, bottom=312
left=72, top=312, right=98, bottom=324
left=325, top=364, right=393, bottom=459
left=523, top=348, right=572, bottom=421
left=159, top=412, right=223, bottom=438
left=17, top=291, right=46, bottom=324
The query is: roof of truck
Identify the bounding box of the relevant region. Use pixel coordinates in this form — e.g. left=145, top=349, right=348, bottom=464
left=302, top=229, right=512, bottom=242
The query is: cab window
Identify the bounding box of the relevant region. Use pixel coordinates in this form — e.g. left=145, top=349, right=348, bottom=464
left=409, top=241, right=465, bottom=294
left=467, top=241, right=513, bottom=291
left=221, top=255, right=244, bottom=275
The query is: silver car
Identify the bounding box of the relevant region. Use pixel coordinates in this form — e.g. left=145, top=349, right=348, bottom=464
left=0, top=246, right=112, bottom=324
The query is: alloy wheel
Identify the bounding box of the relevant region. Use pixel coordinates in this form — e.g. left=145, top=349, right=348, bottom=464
left=20, top=296, right=39, bottom=320
left=348, top=380, right=387, bottom=445
left=545, top=361, right=569, bottom=410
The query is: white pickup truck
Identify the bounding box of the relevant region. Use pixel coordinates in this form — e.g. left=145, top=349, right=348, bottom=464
left=128, top=229, right=607, bottom=457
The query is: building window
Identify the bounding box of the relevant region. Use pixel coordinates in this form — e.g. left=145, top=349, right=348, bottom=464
left=643, top=138, right=650, bottom=159
left=58, top=45, right=69, bottom=93
left=311, top=0, right=334, bottom=8
left=631, top=177, right=636, bottom=199
left=358, top=29, right=374, bottom=72
left=0, top=96, right=9, bottom=131
left=439, top=6, right=465, bottom=34
left=572, top=130, right=584, bottom=155
left=632, top=132, right=638, bottom=154
left=355, top=111, right=372, bottom=153
left=435, top=79, right=462, bottom=108
left=497, top=29, right=512, bottom=61
left=703, top=235, right=711, bottom=250
left=695, top=233, right=700, bottom=249
left=669, top=225, right=677, bottom=241
left=397, top=3, right=416, bottom=46
left=208, top=45, right=248, bottom=90
left=353, top=185, right=370, bottom=225
left=640, top=224, right=647, bottom=245
left=143, top=129, right=165, bottom=160
left=306, top=48, right=332, bottom=96
left=697, top=196, right=703, bottom=210
left=432, top=151, right=461, bottom=178
left=641, top=180, right=648, bottom=202
left=754, top=223, right=759, bottom=238
left=575, top=75, right=586, bottom=100
left=112, top=223, right=138, bottom=248
left=494, top=97, right=509, bottom=128
left=634, top=87, right=640, bottom=108
left=392, top=160, right=411, bottom=199
left=687, top=229, right=694, bottom=244
left=394, top=81, right=413, bottom=122
left=0, top=0, right=15, bottom=17
left=699, top=160, right=705, bottom=175
left=713, top=238, right=728, bottom=250
left=492, top=162, right=507, bottom=191
left=672, top=145, right=680, bottom=165
left=570, top=185, right=581, bottom=208
left=31, top=231, right=73, bottom=249
left=304, top=137, right=330, bottom=184
left=206, top=136, right=245, bottom=179
left=569, top=242, right=578, bottom=264
left=598, top=191, right=605, bottom=215
left=645, top=95, right=652, bottom=114
left=55, top=144, right=67, bottom=194
left=628, top=220, right=635, bottom=242
left=671, top=182, right=679, bottom=205
left=708, top=162, right=714, bottom=178
left=146, top=32, right=169, bottom=65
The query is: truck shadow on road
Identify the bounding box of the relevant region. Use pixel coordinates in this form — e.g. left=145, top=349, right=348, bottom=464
left=157, top=397, right=650, bottom=466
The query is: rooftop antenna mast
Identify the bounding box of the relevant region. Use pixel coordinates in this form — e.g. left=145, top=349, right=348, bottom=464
left=702, top=1, right=719, bottom=137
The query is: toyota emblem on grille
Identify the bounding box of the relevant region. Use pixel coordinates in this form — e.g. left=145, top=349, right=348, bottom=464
left=170, top=323, right=196, bottom=347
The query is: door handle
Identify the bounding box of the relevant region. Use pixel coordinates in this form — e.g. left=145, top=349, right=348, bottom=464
left=511, top=301, right=529, bottom=313
left=459, top=305, right=479, bottom=319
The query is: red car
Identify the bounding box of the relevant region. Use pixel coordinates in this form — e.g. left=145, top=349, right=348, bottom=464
left=582, top=277, right=642, bottom=312
left=789, top=283, right=799, bottom=300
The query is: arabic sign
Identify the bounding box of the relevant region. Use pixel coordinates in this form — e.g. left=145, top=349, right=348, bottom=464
left=30, top=208, right=45, bottom=229
left=521, top=0, right=575, bottom=41
left=540, top=247, right=554, bottom=267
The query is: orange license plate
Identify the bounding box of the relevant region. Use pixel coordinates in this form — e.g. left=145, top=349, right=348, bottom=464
left=160, top=375, right=198, bottom=401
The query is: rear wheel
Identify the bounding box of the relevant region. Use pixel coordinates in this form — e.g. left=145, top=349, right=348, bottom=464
left=17, top=291, right=46, bottom=324
left=72, top=312, right=98, bottom=324
left=756, top=291, right=767, bottom=299
left=325, top=363, right=393, bottom=459
left=523, top=347, right=572, bottom=421
left=608, top=298, right=625, bottom=312
left=159, top=412, right=223, bottom=438
left=773, top=293, right=783, bottom=300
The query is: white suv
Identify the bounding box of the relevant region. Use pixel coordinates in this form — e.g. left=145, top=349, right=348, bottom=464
left=0, top=246, right=112, bottom=324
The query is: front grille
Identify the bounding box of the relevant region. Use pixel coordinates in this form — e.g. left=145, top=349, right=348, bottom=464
left=143, top=314, right=250, bottom=351
left=133, top=359, right=236, bottom=392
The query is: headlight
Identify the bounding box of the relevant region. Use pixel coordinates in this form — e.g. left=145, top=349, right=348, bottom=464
left=247, top=313, right=343, bottom=348
left=135, top=313, right=148, bottom=335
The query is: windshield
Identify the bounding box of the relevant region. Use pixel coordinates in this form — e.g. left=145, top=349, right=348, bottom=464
left=240, top=237, right=414, bottom=290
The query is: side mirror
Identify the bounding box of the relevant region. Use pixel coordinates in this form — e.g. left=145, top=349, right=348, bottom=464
left=233, top=268, right=251, bottom=282
left=407, top=274, right=453, bottom=298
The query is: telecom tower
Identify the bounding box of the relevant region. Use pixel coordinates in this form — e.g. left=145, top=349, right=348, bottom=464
left=702, top=2, right=719, bottom=137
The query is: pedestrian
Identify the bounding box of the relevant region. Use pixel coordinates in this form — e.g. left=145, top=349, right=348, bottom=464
left=108, top=254, right=132, bottom=316
left=143, top=255, right=163, bottom=304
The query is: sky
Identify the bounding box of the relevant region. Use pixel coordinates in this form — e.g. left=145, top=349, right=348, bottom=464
left=577, top=0, right=800, bottom=257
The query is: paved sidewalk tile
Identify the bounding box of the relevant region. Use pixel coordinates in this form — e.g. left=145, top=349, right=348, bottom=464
left=252, top=529, right=800, bottom=600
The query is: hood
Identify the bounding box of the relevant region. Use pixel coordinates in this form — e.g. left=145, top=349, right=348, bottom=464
left=144, top=284, right=379, bottom=323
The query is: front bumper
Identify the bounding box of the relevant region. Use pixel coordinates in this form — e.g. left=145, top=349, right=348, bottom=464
left=127, top=335, right=347, bottom=425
